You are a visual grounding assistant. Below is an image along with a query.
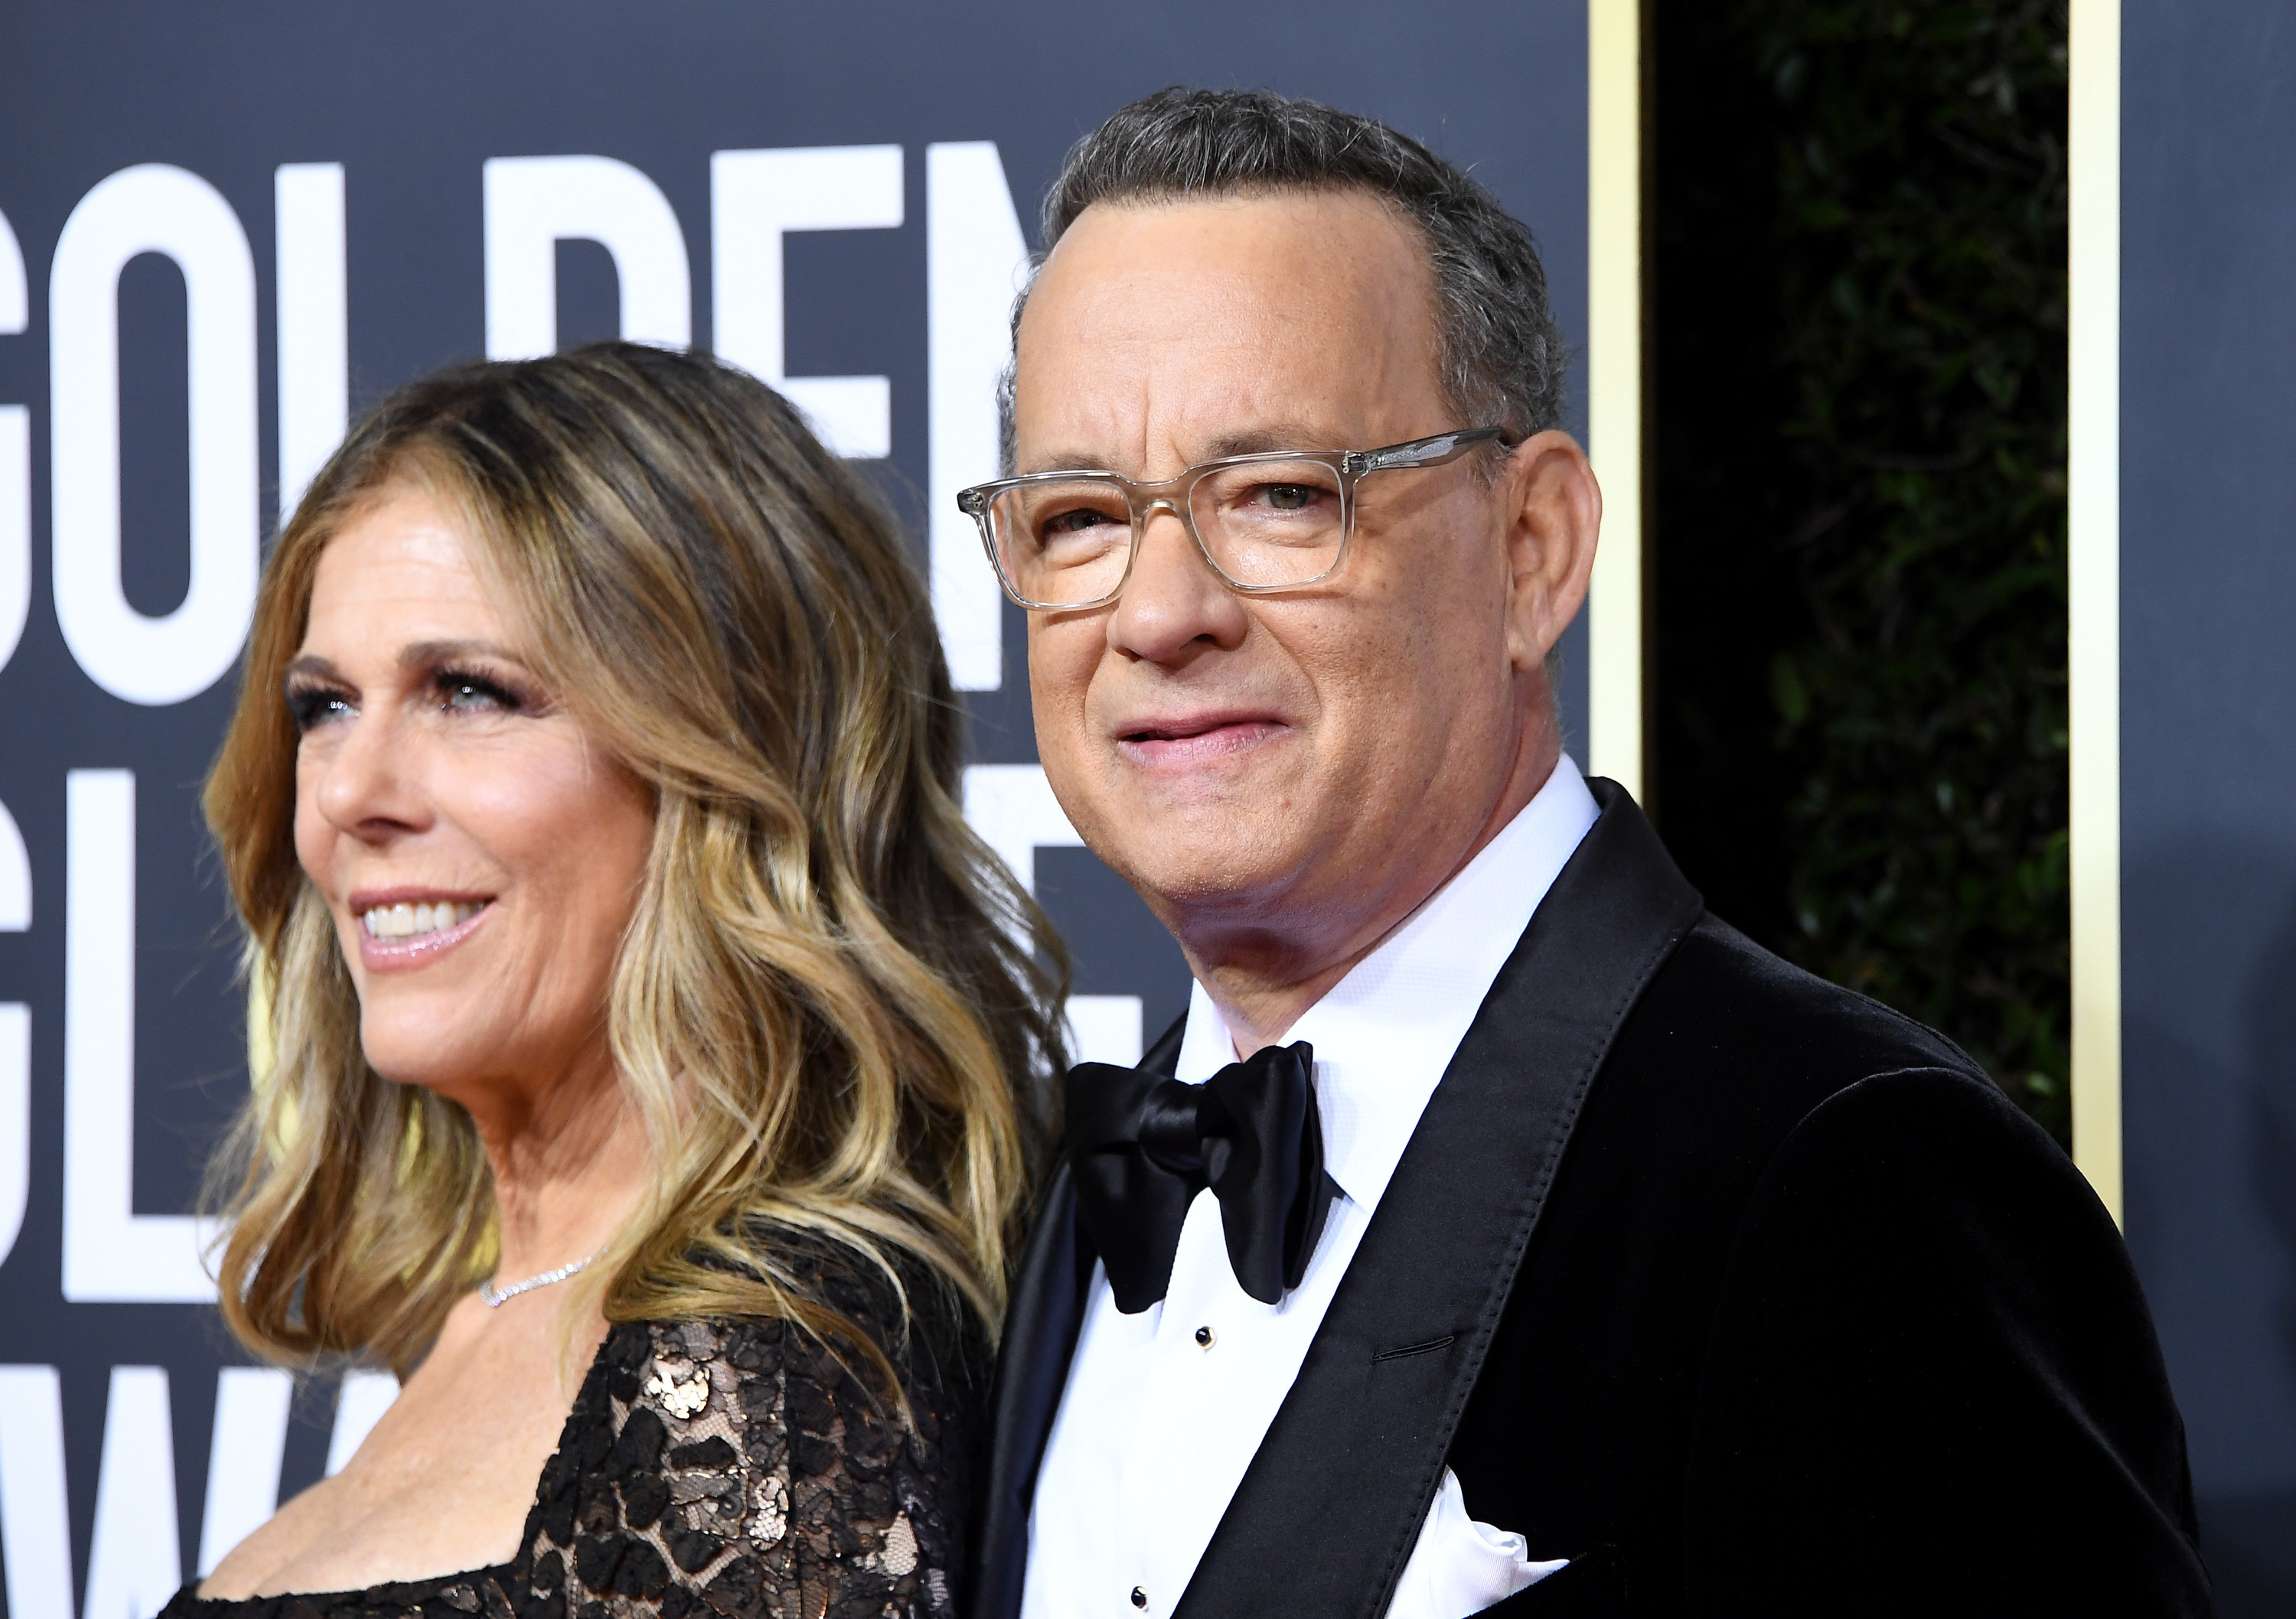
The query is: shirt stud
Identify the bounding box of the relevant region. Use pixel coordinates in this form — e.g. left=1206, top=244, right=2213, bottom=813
left=1194, top=1324, right=1215, bottom=1349
left=1130, top=1586, right=1149, bottom=1608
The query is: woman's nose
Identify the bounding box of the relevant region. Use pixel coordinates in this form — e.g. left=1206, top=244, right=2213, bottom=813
left=311, top=706, right=428, bottom=839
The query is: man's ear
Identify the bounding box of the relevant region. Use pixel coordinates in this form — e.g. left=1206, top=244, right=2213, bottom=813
left=1501, top=430, right=1603, bottom=673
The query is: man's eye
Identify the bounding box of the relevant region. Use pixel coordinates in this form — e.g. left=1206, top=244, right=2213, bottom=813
left=286, top=685, right=354, bottom=731
left=1045, top=507, right=1116, bottom=535
left=1257, top=484, right=1319, bottom=511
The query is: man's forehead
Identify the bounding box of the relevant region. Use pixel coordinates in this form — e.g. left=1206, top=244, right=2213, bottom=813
left=1012, top=192, right=1443, bottom=469
left=1026, top=190, right=1427, bottom=323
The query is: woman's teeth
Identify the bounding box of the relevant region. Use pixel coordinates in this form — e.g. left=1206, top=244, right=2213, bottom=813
left=360, top=901, right=483, bottom=940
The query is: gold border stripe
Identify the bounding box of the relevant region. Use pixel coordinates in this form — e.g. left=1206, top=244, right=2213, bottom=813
left=1587, top=0, right=1645, bottom=800
left=2069, top=0, right=2123, bottom=1222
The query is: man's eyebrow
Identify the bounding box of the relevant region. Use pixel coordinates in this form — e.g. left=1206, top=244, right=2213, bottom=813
left=1018, top=426, right=1346, bottom=479
left=1018, top=448, right=1124, bottom=477
left=1195, top=425, right=1345, bottom=461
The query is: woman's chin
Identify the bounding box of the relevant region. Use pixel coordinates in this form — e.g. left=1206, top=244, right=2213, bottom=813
left=357, top=1022, right=494, bottom=1099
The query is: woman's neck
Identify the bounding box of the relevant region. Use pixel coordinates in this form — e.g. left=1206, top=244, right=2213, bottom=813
left=468, top=1048, right=652, bottom=1282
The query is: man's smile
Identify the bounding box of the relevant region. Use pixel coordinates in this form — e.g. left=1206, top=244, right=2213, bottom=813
left=1110, top=709, right=1293, bottom=768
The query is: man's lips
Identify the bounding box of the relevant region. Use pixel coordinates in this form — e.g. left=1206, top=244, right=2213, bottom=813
left=1112, top=712, right=1290, bottom=766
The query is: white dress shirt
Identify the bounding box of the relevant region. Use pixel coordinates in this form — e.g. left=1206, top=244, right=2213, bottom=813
left=1021, top=755, right=1600, bottom=1619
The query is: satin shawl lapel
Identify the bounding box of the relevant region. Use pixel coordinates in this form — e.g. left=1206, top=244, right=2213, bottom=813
left=969, top=1016, right=1187, bottom=1619
left=1172, top=783, right=1702, bottom=1619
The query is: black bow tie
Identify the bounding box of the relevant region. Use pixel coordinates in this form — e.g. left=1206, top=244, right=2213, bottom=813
left=1065, top=1041, right=1338, bottom=1314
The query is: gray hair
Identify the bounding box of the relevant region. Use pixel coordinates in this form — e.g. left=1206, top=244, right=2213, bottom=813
left=1002, top=85, right=1569, bottom=471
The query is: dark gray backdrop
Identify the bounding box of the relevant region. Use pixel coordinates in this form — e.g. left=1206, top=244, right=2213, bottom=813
left=0, top=6, right=1590, bottom=1613
left=2122, top=4, right=2296, bottom=1613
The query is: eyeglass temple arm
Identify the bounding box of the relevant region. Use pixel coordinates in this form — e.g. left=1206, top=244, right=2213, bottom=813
left=957, top=425, right=1515, bottom=511
left=1343, top=425, right=1512, bottom=477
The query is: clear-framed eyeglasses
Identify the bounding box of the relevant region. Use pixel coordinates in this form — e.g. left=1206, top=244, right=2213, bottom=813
left=955, top=425, right=1512, bottom=611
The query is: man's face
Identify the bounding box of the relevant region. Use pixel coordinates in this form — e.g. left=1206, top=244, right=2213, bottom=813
left=1015, top=191, right=1580, bottom=958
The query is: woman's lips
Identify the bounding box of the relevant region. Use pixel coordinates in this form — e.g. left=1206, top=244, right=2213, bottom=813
left=354, top=899, right=493, bottom=972
left=1114, top=717, right=1287, bottom=767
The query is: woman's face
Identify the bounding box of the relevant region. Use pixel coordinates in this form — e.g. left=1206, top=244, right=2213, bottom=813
left=290, top=484, right=655, bottom=1109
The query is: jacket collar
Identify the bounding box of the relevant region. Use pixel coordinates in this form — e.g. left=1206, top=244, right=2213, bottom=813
left=1171, top=780, right=1700, bottom=1616
left=967, top=782, right=1701, bottom=1619
left=967, top=1014, right=1183, bottom=1619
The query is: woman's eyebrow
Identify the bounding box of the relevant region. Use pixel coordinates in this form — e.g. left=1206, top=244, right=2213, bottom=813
left=396, top=637, right=526, bottom=671
left=283, top=641, right=531, bottom=683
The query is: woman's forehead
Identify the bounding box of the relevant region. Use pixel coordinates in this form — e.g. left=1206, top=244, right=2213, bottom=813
left=303, top=490, right=501, bottom=642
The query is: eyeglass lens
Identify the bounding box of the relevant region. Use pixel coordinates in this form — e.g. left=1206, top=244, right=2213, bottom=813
left=986, top=459, right=1347, bottom=605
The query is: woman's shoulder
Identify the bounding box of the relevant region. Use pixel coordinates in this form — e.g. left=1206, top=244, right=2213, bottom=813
left=526, top=1247, right=986, bottom=1619
left=679, top=1233, right=991, bottom=1407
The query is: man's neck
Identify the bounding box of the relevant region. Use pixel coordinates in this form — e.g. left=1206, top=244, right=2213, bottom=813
left=1180, top=725, right=1562, bottom=1055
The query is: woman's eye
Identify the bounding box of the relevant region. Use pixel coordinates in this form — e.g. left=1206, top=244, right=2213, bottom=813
left=286, top=686, right=354, bottom=731
left=435, top=669, right=524, bottom=715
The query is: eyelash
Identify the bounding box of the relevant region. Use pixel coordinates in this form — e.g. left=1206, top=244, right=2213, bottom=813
left=285, top=682, right=354, bottom=733
left=432, top=665, right=528, bottom=715
left=283, top=666, right=533, bottom=732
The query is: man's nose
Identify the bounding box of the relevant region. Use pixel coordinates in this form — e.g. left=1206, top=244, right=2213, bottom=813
left=1107, top=505, right=1251, bottom=663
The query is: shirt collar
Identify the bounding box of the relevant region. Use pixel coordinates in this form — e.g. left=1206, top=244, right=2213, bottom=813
left=1174, top=753, right=1600, bottom=1213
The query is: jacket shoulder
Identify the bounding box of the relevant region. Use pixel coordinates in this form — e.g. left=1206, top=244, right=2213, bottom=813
left=1590, top=914, right=1994, bottom=1162
left=1450, top=911, right=2203, bottom=1606
left=1678, top=1047, right=2206, bottom=1610
left=1632, top=914, right=1985, bottom=1092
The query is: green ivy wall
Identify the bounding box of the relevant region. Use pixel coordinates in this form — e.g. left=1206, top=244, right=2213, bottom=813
left=1651, top=1, right=2072, bottom=1141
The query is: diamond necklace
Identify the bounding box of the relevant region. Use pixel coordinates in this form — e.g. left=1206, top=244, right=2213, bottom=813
left=478, top=1249, right=600, bottom=1308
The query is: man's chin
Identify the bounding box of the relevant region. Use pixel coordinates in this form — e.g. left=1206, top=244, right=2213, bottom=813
left=1060, top=753, right=1320, bottom=910
left=1097, top=833, right=1311, bottom=920
left=1099, top=741, right=1306, bottom=827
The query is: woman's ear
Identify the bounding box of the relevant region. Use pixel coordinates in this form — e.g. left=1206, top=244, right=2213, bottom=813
left=1500, top=430, right=1603, bottom=674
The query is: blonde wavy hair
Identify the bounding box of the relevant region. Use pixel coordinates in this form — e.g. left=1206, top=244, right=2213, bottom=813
left=203, top=342, right=1068, bottom=1376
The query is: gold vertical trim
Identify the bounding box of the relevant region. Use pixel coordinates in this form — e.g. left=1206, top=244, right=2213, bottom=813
left=2069, top=0, right=2123, bottom=1222
left=1587, top=0, right=1645, bottom=800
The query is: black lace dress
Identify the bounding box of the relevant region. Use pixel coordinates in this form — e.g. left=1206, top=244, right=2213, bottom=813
left=163, top=1256, right=987, bottom=1619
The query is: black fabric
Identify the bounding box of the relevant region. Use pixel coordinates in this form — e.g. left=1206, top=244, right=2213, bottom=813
left=1173, top=784, right=1704, bottom=1618
left=967, top=1016, right=1184, bottom=1619
left=971, top=781, right=2211, bottom=1619
left=171, top=1249, right=989, bottom=1619
left=1067, top=1039, right=1335, bottom=1311
left=1445, top=917, right=2212, bottom=1616
left=1482, top=1546, right=1626, bottom=1617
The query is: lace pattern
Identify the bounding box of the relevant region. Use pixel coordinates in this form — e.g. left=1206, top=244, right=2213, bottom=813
left=164, top=1259, right=983, bottom=1619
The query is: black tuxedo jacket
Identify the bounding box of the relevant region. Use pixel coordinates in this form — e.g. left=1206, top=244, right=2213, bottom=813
left=970, top=783, right=2210, bottom=1617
